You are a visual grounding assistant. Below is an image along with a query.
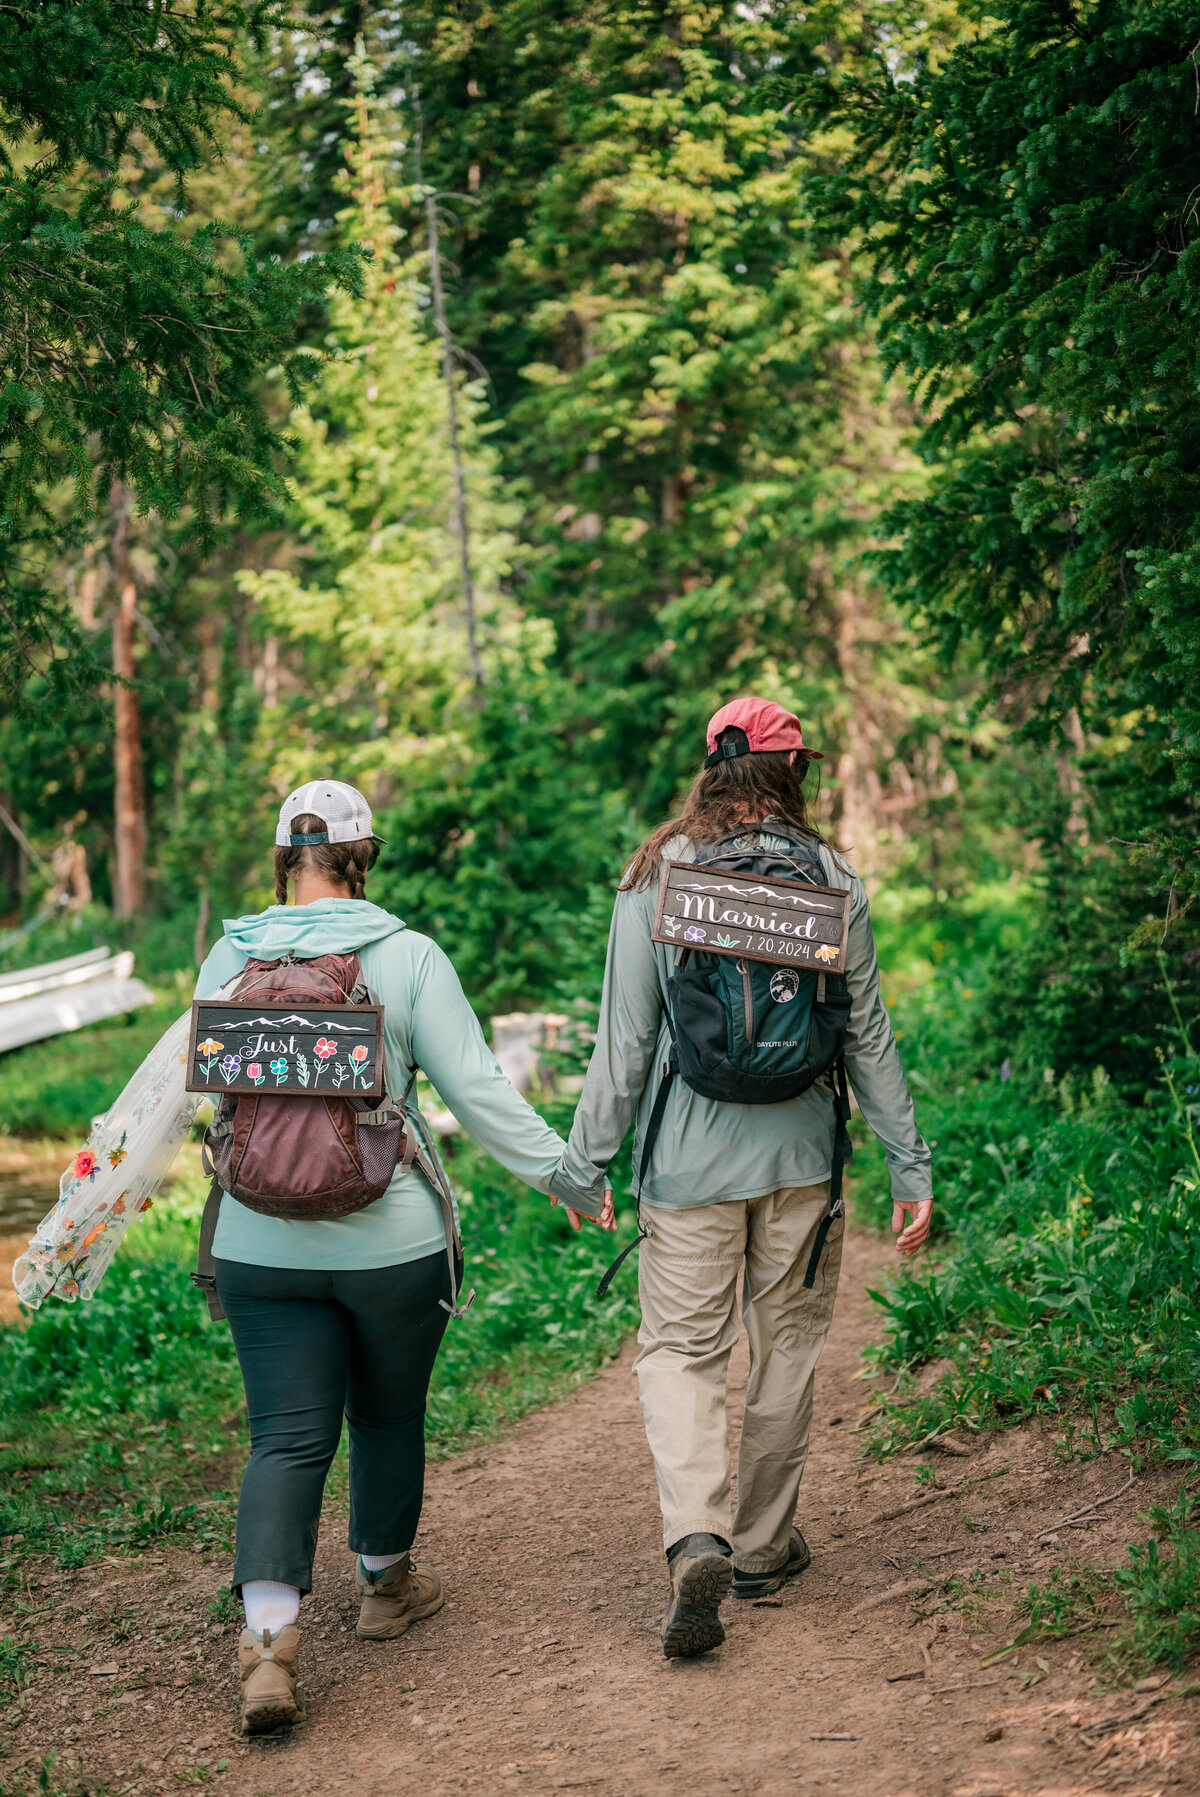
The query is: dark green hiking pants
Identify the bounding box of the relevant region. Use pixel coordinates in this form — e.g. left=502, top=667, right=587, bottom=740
left=214, top=1251, right=451, bottom=1594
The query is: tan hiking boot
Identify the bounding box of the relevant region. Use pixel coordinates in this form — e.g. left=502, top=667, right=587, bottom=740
left=355, top=1553, right=444, bottom=1641
left=238, top=1624, right=303, bottom=1734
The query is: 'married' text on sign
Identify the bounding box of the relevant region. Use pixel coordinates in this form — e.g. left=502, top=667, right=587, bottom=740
left=651, top=862, right=851, bottom=972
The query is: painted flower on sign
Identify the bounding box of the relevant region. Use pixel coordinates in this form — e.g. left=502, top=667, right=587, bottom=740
left=197, top=1038, right=223, bottom=1058
left=350, top=1044, right=369, bottom=1064
left=246, top=1062, right=264, bottom=1085
left=814, top=942, right=839, bottom=964
left=684, top=926, right=707, bottom=943
left=219, top=1054, right=242, bottom=1084
left=270, top=1057, right=288, bottom=1084
left=72, top=1149, right=97, bottom=1182
left=314, top=1038, right=337, bottom=1060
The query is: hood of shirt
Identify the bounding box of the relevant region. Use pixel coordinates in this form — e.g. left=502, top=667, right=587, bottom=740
left=220, top=899, right=406, bottom=962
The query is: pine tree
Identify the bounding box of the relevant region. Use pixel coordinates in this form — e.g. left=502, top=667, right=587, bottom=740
left=0, top=0, right=361, bottom=694
left=235, top=47, right=623, bottom=1002
left=376, top=1, right=955, bottom=853
left=800, top=0, right=1200, bottom=1072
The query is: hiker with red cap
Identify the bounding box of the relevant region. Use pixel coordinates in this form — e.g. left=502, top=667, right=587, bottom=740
left=551, top=699, right=933, bottom=1658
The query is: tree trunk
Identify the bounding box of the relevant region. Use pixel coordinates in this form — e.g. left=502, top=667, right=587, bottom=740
left=424, top=183, right=485, bottom=689
left=110, top=482, right=147, bottom=918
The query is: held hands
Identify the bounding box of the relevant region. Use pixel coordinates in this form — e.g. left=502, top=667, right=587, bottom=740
left=552, top=1183, right=617, bottom=1233
left=892, top=1197, right=934, bottom=1256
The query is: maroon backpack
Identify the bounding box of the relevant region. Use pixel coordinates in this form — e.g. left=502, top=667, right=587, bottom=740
left=202, top=951, right=407, bottom=1218
left=191, top=948, right=470, bottom=1328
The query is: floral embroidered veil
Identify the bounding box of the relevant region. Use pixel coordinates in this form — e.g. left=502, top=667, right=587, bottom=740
left=13, top=984, right=236, bottom=1310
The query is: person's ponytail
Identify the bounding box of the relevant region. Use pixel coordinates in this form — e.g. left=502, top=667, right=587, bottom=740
left=273, top=813, right=373, bottom=903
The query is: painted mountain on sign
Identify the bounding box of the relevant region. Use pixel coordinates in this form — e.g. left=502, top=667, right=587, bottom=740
left=204, top=1014, right=373, bottom=1031
left=675, top=881, right=842, bottom=912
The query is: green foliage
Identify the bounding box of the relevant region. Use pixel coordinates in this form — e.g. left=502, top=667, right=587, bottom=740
left=0, top=1754, right=118, bottom=1797
left=0, top=1632, right=37, bottom=1708
left=858, top=903, right=1200, bottom=1475
left=0, top=0, right=362, bottom=692
left=398, top=0, right=926, bottom=814
left=800, top=0, right=1200, bottom=1061
left=1113, top=1488, right=1200, bottom=1670
left=1017, top=1564, right=1110, bottom=1647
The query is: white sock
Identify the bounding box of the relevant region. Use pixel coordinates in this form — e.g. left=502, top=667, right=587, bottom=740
left=242, top=1580, right=301, bottom=1636
left=359, top=1550, right=407, bottom=1573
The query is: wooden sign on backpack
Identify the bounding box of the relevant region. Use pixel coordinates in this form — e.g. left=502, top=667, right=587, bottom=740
left=651, top=861, right=851, bottom=972
left=186, top=1000, right=386, bottom=1099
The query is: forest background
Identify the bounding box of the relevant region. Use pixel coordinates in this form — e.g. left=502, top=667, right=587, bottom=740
left=2, top=0, right=1200, bottom=1672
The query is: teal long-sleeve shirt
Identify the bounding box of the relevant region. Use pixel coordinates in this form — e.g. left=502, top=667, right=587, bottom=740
left=196, top=899, right=571, bottom=1270
left=549, top=832, right=933, bottom=1215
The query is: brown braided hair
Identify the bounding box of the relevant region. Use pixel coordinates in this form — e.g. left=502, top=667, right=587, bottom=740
left=273, top=813, right=373, bottom=904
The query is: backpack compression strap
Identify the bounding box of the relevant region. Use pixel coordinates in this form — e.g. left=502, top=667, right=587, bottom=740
left=191, top=1172, right=227, bottom=1323
left=802, top=1055, right=851, bottom=1290
left=594, top=1041, right=678, bottom=1299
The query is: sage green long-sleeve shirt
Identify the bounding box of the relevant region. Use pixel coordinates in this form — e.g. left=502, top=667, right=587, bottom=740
left=549, top=832, right=932, bottom=1215
left=196, top=899, right=580, bottom=1269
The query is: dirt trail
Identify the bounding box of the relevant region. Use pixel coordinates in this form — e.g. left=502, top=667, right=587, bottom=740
left=7, top=1223, right=1200, bottom=1797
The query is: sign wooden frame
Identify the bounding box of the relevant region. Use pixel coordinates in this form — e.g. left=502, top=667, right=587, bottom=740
left=186, top=999, right=386, bottom=1100
left=651, top=860, right=852, bottom=973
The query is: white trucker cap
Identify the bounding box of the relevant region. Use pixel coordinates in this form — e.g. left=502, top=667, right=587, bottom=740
left=275, top=779, right=378, bottom=847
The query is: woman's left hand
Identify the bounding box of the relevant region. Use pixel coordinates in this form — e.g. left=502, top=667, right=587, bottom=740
left=554, top=1184, right=616, bottom=1232
left=892, top=1197, right=934, bottom=1255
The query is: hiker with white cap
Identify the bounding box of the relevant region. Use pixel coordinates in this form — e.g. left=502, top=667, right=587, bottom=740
left=194, top=780, right=613, bottom=1733
left=551, top=701, right=933, bottom=1658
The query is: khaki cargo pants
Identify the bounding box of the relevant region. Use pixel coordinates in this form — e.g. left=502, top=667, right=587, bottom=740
left=634, top=1182, right=843, bottom=1576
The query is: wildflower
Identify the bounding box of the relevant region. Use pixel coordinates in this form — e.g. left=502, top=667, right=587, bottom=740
left=108, top=1146, right=127, bottom=1168
left=72, top=1149, right=97, bottom=1181
left=58, top=1278, right=80, bottom=1299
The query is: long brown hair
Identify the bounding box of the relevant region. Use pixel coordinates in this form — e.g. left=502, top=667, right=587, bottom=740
left=620, top=749, right=831, bottom=892
left=273, top=813, right=373, bottom=904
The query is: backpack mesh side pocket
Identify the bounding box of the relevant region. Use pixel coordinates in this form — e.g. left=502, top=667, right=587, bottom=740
left=357, top=1111, right=405, bottom=1190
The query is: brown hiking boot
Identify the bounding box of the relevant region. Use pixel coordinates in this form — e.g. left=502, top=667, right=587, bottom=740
left=733, top=1525, right=812, bottom=1600
left=355, top=1553, right=444, bottom=1641
left=660, top=1532, right=733, bottom=1660
left=238, top=1624, right=303, bottom=1735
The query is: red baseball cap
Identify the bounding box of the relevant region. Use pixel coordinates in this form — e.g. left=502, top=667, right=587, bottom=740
left=705, top=697, right=823, bottom=767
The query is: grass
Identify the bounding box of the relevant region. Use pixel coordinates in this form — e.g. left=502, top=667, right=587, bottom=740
left=0, top=1128, right=639, bottom=1588
left=854, top=897, right=1200, bottom=1670
left=0, top=998, right=191, bottom=1140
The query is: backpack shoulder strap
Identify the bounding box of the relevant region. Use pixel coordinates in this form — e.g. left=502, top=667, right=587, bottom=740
left=190, top=1173, right=227, bottom=1323
left=802, top=1054, right=852, bottom=1291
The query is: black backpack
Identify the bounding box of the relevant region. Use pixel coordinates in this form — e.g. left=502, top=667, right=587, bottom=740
left=598, top=826, right=852, bottom=1298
